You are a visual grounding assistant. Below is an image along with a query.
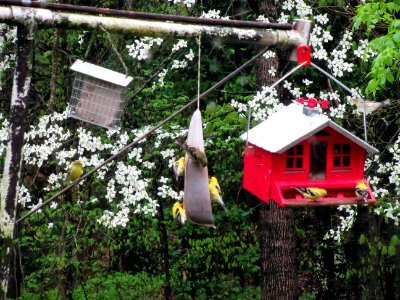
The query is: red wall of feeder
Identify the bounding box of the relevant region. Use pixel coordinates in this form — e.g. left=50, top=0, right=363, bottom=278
left=243, top=143, right=271, bottom=203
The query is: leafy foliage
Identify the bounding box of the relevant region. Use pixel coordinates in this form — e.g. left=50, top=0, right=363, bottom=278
left=354, top=1, right=400, bottom=94
left=0, top=0, right=399, bottom=299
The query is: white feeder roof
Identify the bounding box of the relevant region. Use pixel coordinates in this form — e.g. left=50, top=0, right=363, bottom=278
left=240, top=103, right=378, bottom=154
left=70, top=59, right=133, bottom=87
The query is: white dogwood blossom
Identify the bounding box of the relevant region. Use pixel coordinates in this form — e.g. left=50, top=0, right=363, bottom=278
left=126, top=37, right=163, bottom=61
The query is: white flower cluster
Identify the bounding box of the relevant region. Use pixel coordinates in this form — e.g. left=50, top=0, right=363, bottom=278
left=263, top=50, right=276, bottom=60
left=18, top=185, right=32, bottom=208
left=23, top=111, right=71, bottom=168
left=153, top=43, right=194, bottom=86
left=171, top=40, right=188, bottom=53
left=157, top=177, right=183, bottom=202
left=369, top=135, right=400, bottom=199
left=309, top=19, right=333, bottom=61
left=154, top=125, right=187, bottom=149
left=77, top=31, right=88, bottom=46
left=233, top=86, right=284, bottom=122
left=97, top=161, right=158, bottom=228
left=171, top=60, right=188, bottom=69
left=289, top=0, right=313, bottom=17
left=157, top=69, right=168, bottom=87
left=324, top=205, right=357, bottom=243
left=230, top=100, right=248, bottom=116
left=12, top=108, right=181, bottom=228
left=277, top=13, right=290, bottom=24
left=327, top=31, right=354, bottom=77
left=0, top=25, right=16, bottom=91
left=126, top=37, right=163, bottom=61
left=0, top=115, right=9, bottom=157
left=314, top=13, right=329, bottom=25
left=375, top=201, right=400, bottom=226
left=283, top=80, right=302, bottom=98
left=268, top=66, right=277, bottom=77
left=168, top=0, right=195, bottom=7
left=201, top=10, right=229, bottom=20
left=354, top=39, right=377, bottom=61
left=256, top=15, right=269, bottom=22
left=329, top=103, right=346, bottom=119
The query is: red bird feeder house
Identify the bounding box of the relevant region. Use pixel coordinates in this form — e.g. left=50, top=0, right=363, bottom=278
left=241, top=102, right=378, bottom=207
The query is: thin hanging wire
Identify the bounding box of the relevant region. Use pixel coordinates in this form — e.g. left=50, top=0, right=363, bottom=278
left=246, top=60, right=308, bottom=145
left=310, top=62, right=368, bottom=142
left=197, top=35, right=201, bottom=110
left=100, top=25, right=129, bottom=77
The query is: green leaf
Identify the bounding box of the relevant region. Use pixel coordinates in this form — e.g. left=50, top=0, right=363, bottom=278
left=386, top=70, right=395, bottom=83
left=388, top=245, right=397, bottom=256
left=359, top=234, right=367, bottom=245
left=393, top=32, right=400, bottom=44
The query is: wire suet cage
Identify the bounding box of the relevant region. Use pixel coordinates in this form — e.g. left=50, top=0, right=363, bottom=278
left=68, top=60, right=133, bottom=128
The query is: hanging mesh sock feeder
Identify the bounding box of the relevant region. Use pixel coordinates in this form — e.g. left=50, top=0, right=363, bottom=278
left=183, top=109, right=214, bottom=227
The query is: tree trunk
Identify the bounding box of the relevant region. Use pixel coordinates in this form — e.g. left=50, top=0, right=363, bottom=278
left=49, top=28, right=60, bottom=111
left=259, top=202, right=298, bottom=299
left=255, top=1, right=298, bottom=299
left=0, top=24, right=35, bottom=298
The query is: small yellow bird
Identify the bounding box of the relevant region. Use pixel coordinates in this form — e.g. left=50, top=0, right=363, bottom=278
left=355, top=181, right=369, bottom=202
left=209, top=176, right=227, bottom=211
left=294, top=187, right=327, bottom=200
left=172, top=201, right=186, bottom=225
left=175, top=142, right=208, bottom=167
left=173, top=157, right=185, bottom=181
left=68, top=160, right=83, bottom=181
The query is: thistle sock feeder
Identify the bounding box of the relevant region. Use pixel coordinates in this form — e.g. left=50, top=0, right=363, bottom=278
left=68, top=60, right=133, bottom=129
left=183, top=109, right=214, bottom=227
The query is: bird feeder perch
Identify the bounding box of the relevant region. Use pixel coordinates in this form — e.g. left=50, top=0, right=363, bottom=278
left=68, top=60, right=133, bottom=129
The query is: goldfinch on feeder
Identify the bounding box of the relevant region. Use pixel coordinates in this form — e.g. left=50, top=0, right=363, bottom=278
left=173, top=157, right=185, bottom=181
left=294, top=187, right=327, bottom=200
left=68, top=160, right=83, bottom=181
left=175, top=142, right=208, bottom=167
left=172, top=201, right=186, bottom=225
left=355, top=181, right=369, bottom=202
left=209, top=176, right=227, bottom=211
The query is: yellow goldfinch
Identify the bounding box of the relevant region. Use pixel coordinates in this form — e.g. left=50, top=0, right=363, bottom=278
left=172, top=201, right=186, bottom=225
left=294, top=187, right=327, bottom=200
left=355, top=181, right=369, bottom=202
left=175, top=142, right=208, bottom=167
left=209, top=176, right=227, bottom=211
left=68, top=160, right=83, bottom=181
left=173, top=157, right=185, bottom=181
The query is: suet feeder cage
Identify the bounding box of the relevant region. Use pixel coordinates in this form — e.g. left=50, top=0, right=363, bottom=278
left=68, top=60, right=133, bottom=129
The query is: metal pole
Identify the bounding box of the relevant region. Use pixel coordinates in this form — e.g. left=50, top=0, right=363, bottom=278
left=0, top=0, right=293, bottom=30
left=0, top=6, right=308, bottom=48
left=16, top=47, right=270, bottom=224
